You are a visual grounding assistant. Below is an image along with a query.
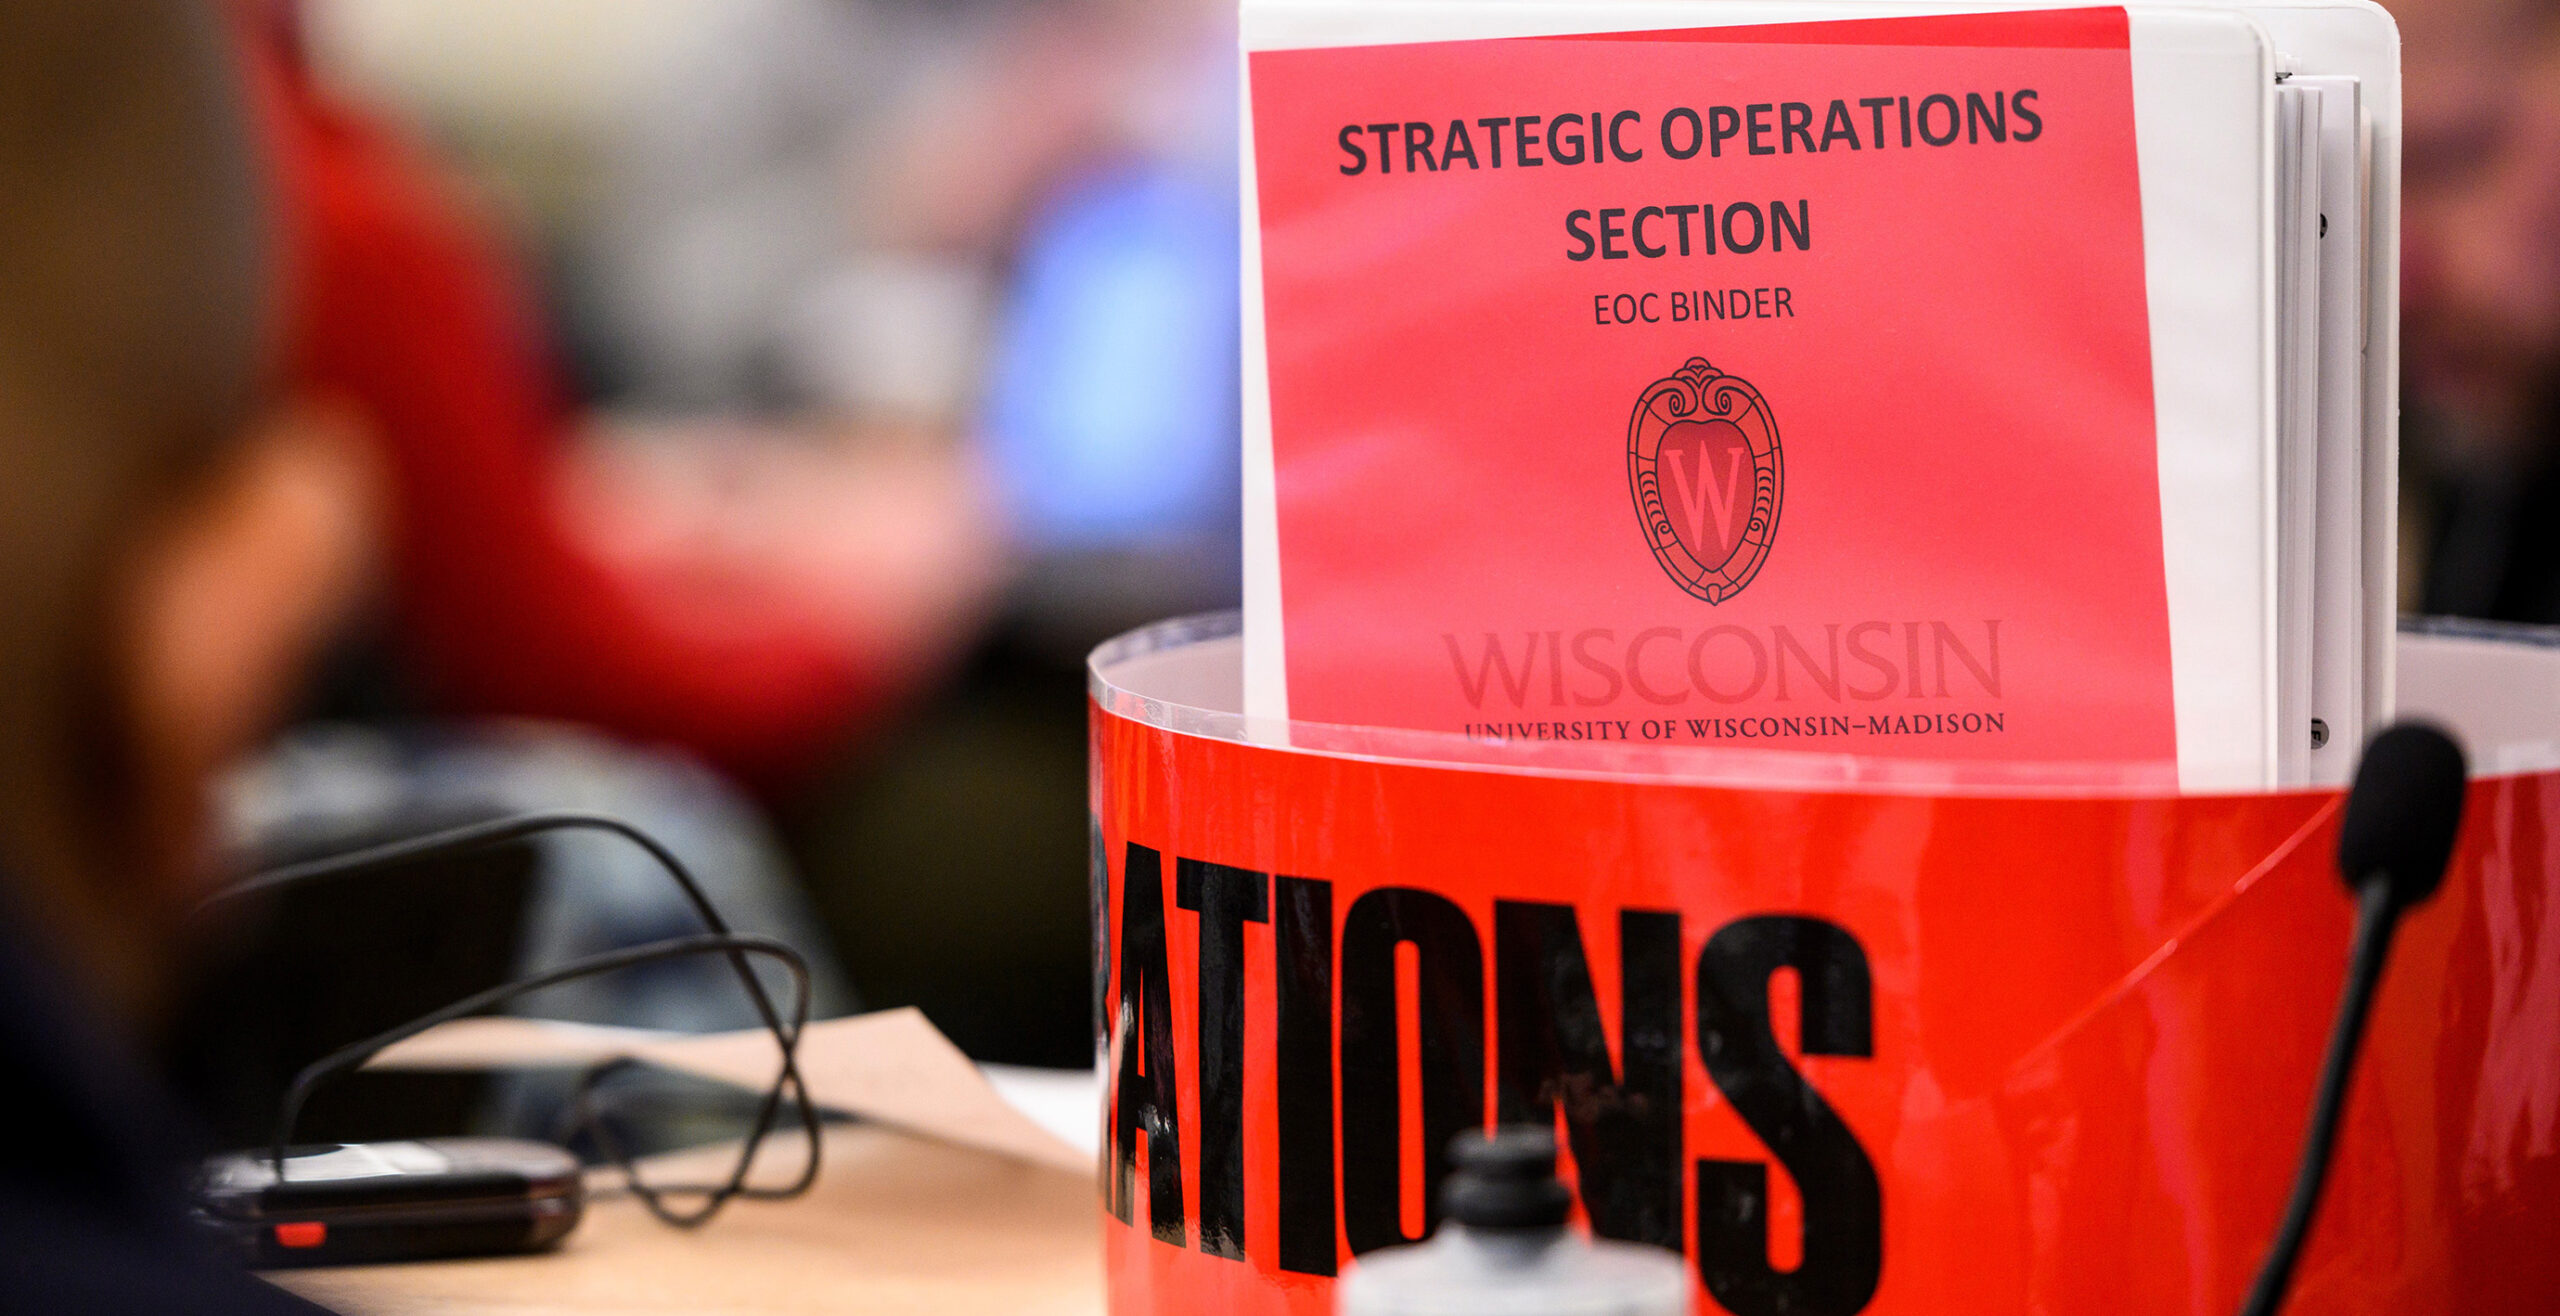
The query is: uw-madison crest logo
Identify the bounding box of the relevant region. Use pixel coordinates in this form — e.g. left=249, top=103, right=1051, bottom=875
left=1627, top=357, right=1784, bottom=605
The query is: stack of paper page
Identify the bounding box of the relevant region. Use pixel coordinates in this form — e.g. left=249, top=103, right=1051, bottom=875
left=1238, top=0, right=2402, bottom=790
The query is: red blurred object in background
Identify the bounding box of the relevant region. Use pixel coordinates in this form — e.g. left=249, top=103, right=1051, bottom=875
left=243, top=18, right=886, bottom=790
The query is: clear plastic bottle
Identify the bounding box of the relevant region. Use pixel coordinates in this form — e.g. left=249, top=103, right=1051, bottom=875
left=1337, top=1128, right=1691, bottom=1316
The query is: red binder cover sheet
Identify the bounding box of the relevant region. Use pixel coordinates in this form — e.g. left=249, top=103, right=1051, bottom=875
left=1251, top=7, right=2174, bottom=766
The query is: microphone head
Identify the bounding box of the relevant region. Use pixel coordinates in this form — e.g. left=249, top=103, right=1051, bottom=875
left=2337, top=722, right=2469, bottom=910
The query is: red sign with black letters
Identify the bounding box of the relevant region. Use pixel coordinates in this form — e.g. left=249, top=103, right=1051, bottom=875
left=1093, top=694, right=2560, bottom=1314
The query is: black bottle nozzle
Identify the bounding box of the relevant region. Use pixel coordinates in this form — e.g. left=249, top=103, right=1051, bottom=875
left=1441, top=1127, right=1574, bottom=1231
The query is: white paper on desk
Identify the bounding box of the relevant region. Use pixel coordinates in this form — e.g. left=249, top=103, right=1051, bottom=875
left=979, top=1063, right=1103, bottom=1163
left=366, top=1007, right=1095, bottom=1175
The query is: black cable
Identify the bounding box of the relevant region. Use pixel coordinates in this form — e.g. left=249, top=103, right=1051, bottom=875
left=267, top=932, right=817, bottom=1227
left=199, top=813, right=792, bottom=1048
left=267, top=933, right=817, bottom=1226
left=205, top=812, right=799, bottom=1112
left=202, top=811, right=823, bottom=1228
left=549, top=1055, right=816, bottom=1220
left=2236, top=878, right=2395, bottom=1316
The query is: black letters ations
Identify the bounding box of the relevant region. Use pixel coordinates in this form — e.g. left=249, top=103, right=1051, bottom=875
left=1103, top=837, right=1885, bottom=1315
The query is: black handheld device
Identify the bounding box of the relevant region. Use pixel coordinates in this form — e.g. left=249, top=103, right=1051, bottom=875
left=194, top=1137, right=582, bottom=1268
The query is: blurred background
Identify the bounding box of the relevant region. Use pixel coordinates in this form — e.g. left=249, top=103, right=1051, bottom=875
left=185, top=0, right=1242, bottom=1114
left=24, top=0, right=2560, bottom=1145
left=2395, top=0, right=2560, bottom=622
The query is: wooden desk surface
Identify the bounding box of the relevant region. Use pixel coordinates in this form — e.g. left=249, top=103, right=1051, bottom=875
left=272, top=1128, right=1104, bottom=1315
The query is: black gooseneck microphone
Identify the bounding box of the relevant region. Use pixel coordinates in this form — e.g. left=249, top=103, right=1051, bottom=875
left=2237, top=722, right=2469, bottom=1316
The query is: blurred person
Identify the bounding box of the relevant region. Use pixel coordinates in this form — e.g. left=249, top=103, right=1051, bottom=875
left=0, top=0, right=347, bottom=1309
left=2397, top=0, right=2560, bottom=622
left=247, top=0, right=999, bottom=794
